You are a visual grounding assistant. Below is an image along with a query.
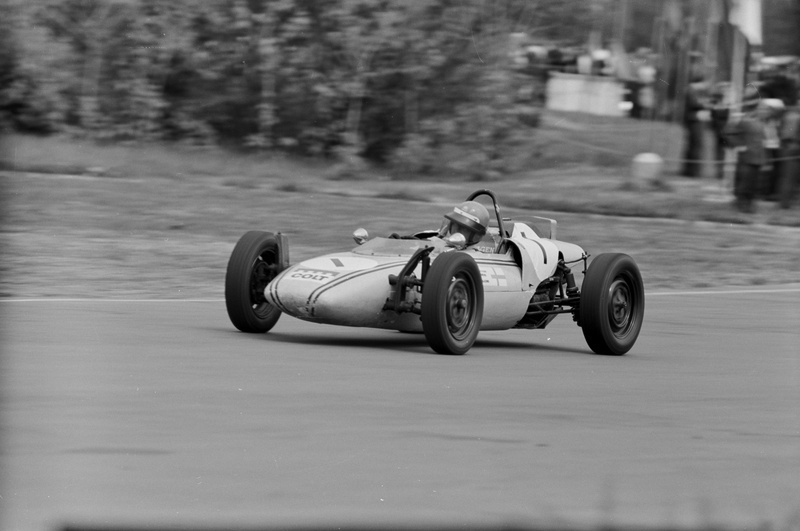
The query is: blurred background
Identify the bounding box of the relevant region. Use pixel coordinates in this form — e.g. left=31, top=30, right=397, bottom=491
left=0, top=0, right=798, bottom=180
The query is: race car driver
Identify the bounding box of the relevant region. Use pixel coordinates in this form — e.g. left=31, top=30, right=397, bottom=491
left=439, top=200, right=492, bottom=251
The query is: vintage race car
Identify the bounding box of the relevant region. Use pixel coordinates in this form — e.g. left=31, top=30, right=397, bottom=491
left=225, top=189, right=644, bottom=355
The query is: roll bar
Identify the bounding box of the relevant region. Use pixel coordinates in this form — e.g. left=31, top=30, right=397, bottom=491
left=466, top=189, right=506, bottom=240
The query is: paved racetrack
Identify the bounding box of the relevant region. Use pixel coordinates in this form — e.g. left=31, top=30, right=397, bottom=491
left=1, top=289, right=799, bottom=531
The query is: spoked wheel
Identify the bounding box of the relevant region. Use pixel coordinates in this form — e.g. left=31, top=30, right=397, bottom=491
left=421, top=252, right=484, bottom=355
left=225, top=231, right=284, bottom=333
left=579, top=253, right=644, bottom=355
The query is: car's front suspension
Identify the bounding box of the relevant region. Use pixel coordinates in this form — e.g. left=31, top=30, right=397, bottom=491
left=383, top=246, right=434, bottom=314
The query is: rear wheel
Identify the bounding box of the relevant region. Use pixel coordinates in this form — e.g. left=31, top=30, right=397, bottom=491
left=225, top=231, right=283, bottom=333
left=421, top=252, right=484, bottom=355
left=580, top=253, right=644, bottom=355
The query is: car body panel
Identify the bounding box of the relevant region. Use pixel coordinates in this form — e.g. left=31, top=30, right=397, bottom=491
left=265, top=221, right=585, bottom=333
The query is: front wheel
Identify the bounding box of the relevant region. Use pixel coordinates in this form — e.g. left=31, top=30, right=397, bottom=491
left=421, top=252, right=484, bottom=355
left=579, top=253, right=644, bottom=355
left=225, top=231, right=284, bottom=333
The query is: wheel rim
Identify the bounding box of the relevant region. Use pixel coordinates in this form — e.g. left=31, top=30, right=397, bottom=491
left=446, top=275, right=474, bottom=340
left=250, top=252, right=276, bottom=318
left=607, top=277, right=633, bottom=337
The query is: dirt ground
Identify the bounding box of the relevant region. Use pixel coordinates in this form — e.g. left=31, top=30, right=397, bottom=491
left=1, top=167, right=799, bottom=299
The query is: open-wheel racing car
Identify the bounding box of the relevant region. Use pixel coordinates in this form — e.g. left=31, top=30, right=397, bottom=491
left=225, top=189, right=644, bottom=355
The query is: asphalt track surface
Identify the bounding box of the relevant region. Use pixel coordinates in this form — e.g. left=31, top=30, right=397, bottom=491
left=1, top=288, right=799, bottom=531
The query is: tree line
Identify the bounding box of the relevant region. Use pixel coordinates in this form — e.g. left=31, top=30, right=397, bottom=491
left=1, top=0, right=599, bottom=170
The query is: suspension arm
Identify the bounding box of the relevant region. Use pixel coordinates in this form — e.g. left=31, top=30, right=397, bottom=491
left=383, top=246, right=434, bottom=314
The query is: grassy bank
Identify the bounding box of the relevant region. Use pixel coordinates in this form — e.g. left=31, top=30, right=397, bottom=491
left=2, top=109, right=799, bottom=229
left=2, top=129, right=800, bottom=299
left=2, top=113, right=800, bottom=299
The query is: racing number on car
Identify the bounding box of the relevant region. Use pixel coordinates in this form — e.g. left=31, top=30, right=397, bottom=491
left=480, top=266, right=507, bottom=287
left=290, top=269, right=339, bottom=283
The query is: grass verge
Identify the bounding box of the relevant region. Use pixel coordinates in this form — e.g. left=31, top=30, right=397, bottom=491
left=2, top=122, right=800, bottom=299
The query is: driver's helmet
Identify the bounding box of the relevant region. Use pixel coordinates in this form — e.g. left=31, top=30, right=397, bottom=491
left=443, top=201, right=490, bottom=245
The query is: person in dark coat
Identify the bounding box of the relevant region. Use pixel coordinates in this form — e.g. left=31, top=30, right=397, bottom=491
left=779, top=102, right=800, bottom=209
left=682, top=82, right=707, bottom=178
left=709, top=83, right=731, bottom=181
left=724, top=88, right=767, bottom=213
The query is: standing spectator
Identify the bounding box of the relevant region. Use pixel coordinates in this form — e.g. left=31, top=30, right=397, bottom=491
left=779, top=99, right=800, bottom=209
left=709, top=83, right=731, bottom=181
left=760, top=99, right=785, bottom=199
left=724, top=88, right=766, bottom=213
left=682, top=81, right=707, bottom=178
left=636, top=55, right=657, bottom=121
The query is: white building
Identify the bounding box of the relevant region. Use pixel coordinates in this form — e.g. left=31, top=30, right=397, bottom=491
left=729, top=0, right=763, bottom=47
